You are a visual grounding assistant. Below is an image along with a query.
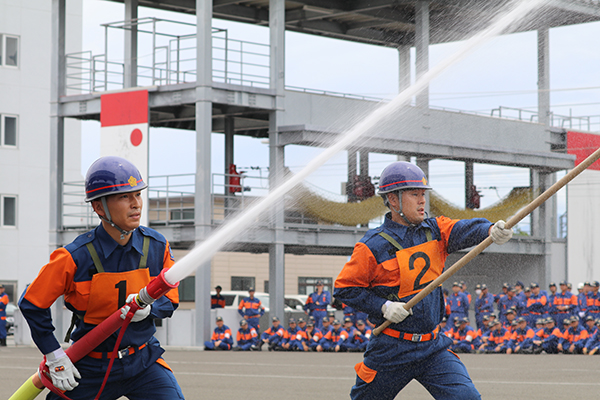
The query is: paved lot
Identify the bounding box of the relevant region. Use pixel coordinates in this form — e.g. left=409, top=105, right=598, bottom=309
left=2, top=340, right=599, bottom=399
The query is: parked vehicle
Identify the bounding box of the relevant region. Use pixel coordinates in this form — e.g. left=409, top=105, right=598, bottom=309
left=210, top=290, right=307, bottom=313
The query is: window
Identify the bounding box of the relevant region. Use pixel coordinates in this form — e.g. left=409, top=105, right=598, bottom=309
left=0, top=34, right=19, bottom=67
left=231, top=276, right=255, bottom=291
left=1, top=195, right=17, bottom=227
left=1, top=114, right=18, bottom=147
left=298, top=277, right=333, bottom=295
left=178, top=276, right=195, bottom=302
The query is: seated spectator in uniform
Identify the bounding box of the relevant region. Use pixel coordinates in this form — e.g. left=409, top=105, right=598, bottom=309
left=449, top=317, right=477, bottom=353
left=506, top=317, right=535, bottom=354
left=304, top=322, right=322, bottom=351
left=204, top=316, right=233, bottom=351
left=503, top=308, right=517, bottom=332
left=316, top=320, right=348, bottom=352
left=583, top=320, right=600, bottom=355
left=483, top=320, right=510, bottom=354
left=476, top=315, right=492, bottom=349
left=339, top=317, right=357, bottom=352
left=559, top=316, right=589, bottom=354
left=537, top=317, right=563, bottom=354
left=211, top=285, right=226, bottom=309
left=345, top=319, right=371, bottom=353
left=259, top=316, right=286, bottom=351
left=320, top=316, right=333, bottom=336
left=583, top=315, right=598, bottom=337
left=234, top=319, right=259, bottom=351
left=281, top=318, right=304, bottom=351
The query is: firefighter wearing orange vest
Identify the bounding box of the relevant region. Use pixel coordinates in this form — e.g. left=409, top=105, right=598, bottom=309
left=18, top=156, right=183, bottom=399
left=334, top=161, right=512, bottom=400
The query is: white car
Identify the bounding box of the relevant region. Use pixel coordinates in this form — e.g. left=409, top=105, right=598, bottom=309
left=210, top=291, right=306, bottom=313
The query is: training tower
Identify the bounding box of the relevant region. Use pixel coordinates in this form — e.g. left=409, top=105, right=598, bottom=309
left=42, top=0, right=600, bottom=346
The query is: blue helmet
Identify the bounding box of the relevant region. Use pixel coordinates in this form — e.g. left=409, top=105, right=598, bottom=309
left=377, top=161, right=431, bottom=195
left=85, top=156, right=147, bottom=202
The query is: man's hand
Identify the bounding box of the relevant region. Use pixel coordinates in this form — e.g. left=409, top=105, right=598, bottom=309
left=490, top=220, right=513, bottom=245
left=45, top=348, right=81, bottom=391
left=120, top=293, right=151, bottom=322
left=382, top=301, right=412, bottom=323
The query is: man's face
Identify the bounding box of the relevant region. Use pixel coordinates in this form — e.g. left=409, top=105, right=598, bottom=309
left=532, top=287, right=540, bottom=295
left=249, top=290, right=255, bottom=299
left=452, top=286, right=460, bottom=294
left=273, top=320, right=280, bottom=328
left=506, top=313, right=515, bottom=321
left=344, top=322, right=353, bottom=330
left=398, top=189, right=427, bottom=225
left=549, top=285, right=556, bottom=294
left=322, top=320, right=330, bottom=328
left=560, top=284, right=568, bottom=293
left=95, top=191, right=143, bottom=232
left=216, top=288, right=221, bottom=294
left=316, top=284, right=323, bottom=292
left=216, top=320, right=224, bottom=328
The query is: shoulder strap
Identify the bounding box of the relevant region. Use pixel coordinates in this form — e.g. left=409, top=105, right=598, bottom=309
left=378, top=228, right=433, bottom=251
left=138, top=236, right=150, bottom=269
left=86, top=243, right=105, bottom=273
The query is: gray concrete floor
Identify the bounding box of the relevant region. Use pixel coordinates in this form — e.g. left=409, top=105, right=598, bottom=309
left=2, top=338, right=598, bottom=399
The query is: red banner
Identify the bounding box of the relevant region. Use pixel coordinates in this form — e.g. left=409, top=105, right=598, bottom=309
left=567, top=131, right=600, bottom=171
left=101, top=90, right=148, bottom=127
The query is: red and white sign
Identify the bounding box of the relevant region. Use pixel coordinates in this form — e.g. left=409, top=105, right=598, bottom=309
left=567, top=130, right=600, bottom=171
left=101, top=90, right=149, bottom=225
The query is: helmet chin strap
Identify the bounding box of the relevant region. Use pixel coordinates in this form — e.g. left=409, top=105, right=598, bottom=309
left=99, top=197, right=136, bottom=240
left=387, top=191, right=425, bottom=228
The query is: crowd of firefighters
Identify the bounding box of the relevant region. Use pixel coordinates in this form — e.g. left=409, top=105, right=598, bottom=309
left=444, top=280, right=600, bottom=354
left=204, top=279, right=600, bottom=354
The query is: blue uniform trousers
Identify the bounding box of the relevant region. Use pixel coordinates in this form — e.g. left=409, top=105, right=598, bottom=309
left=46, top=342, right=184, bottom=400
left=351, top=347, right=480, bottom=400
left=311, top=310, right=327, bottom=330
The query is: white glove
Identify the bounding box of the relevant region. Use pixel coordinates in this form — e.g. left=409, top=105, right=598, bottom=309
left=490, top=220, right=513, bottom=245
left=382, top=301, right=412, bottom=323
left=120, top=293, right=151, bottom=322
left=45, top=348, right=81, bottom=391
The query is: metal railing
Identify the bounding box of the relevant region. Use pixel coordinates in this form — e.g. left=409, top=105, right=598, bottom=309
left=65, top=18, right=269, bottom=93
left=491, top=106, right=600, bottom=132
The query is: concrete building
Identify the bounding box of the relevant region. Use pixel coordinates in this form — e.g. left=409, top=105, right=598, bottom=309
left=3, top=0, right=600, bottom=346
left=0, top=0, right=82, bottom=305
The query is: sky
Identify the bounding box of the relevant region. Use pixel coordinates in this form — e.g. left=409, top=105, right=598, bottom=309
left=79, top=0, right=600, bottom=233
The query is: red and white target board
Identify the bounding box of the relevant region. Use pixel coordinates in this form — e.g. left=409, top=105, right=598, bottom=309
left=100, top=90, right=149, bottom=225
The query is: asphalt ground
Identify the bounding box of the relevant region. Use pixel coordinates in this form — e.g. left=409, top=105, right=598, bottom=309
left=2, top=339, right=599, bottom=400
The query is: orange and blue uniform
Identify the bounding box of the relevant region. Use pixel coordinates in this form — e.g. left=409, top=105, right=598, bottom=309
left=261, top=323, right=286, bottom=350
left=449, top=323, right=477, bottom=353
left=552, top=290, right=578, bottom=325
left=534, top=325, right=562, bottom=354
left=474, top=292, right=495, bottom=329
left=319, top=326, right=349, bottom=351
left=335, top=213, right=492, bottom=400
left=507, top=326, right=535, bottom=353
left=526, top=292, right=548, bottom=326
left=304, top=291, right=331, bottom=330
left=236, top=326, right=258, bottom=350
left=238, top=296, right=265, bottom=332
left=19, top=224, right=182, bottom=400
left=485, top=326, right=511, bottom=353
left=0, top=291, right=8, bottom=342
left=211, top=294, right=226, bottom=309
left=447, top=291, right=469, bottom=323
left=205, top=325, right=233, bottom=350
left=560, top=325, right=589, bottom=353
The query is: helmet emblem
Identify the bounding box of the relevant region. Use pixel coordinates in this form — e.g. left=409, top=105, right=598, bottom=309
left=422, top=177, right=428, bottom=186
left=128, top=176, right=138, bottom=187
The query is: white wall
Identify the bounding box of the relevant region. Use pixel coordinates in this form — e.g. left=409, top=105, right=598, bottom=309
left=567, top=169, right=600, bottom=284
left=0, top=0, right=82, bottom=303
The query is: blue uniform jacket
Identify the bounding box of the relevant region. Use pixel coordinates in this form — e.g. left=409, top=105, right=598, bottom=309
left=19, top=224, right=178, bottom=355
